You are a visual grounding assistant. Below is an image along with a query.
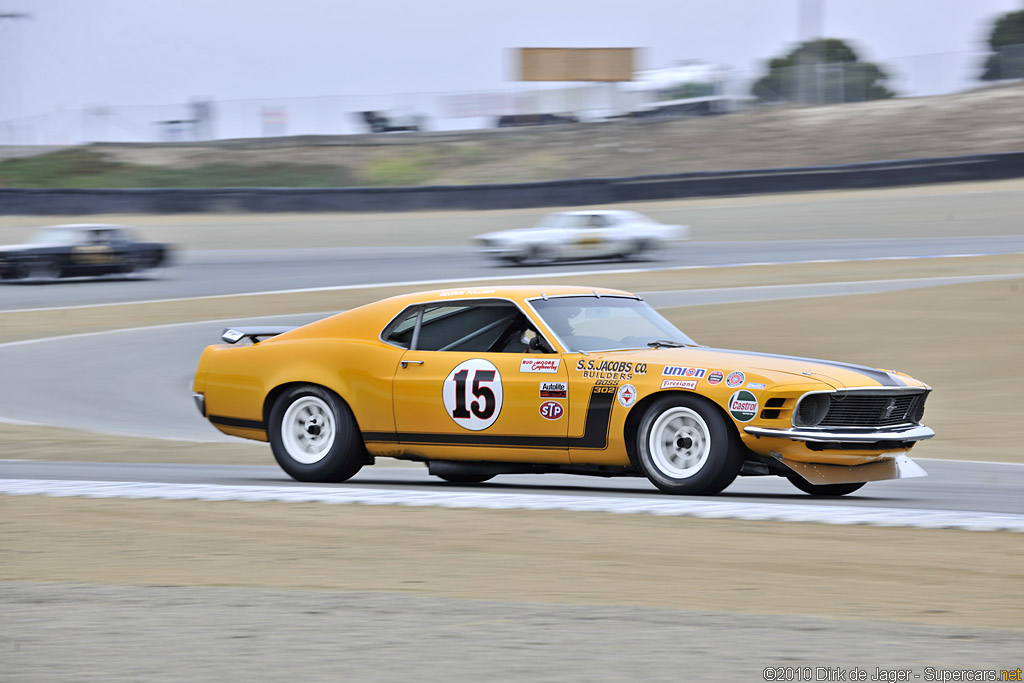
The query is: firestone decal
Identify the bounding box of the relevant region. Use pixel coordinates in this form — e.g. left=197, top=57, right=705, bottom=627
left=725, top=371, right=745, bottom=388
left=521, top=358, right=561, bottom=373
left=661, top=379, right=698, bottom=390
left=539, top=401, right=564, bottom=420
left=662, top=366, right=707, bottom=378
left=443, top=359, right=503, bottom=431
left=617, top=384, right=638, bottom=408
left=706, top=370, right=724, bottom=385
left=540, top=381, right=568, bottom=399
left=728, top=390, right=758, bottom=422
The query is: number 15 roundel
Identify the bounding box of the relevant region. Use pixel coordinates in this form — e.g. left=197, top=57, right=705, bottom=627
left=442, top=359, right=503, bottom=431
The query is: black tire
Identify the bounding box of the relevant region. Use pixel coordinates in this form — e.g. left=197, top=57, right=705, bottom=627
left=434, top=471, right=496, bottom=484
left=268, top=384, right=366, bottom=483
left=787, top=477, right=866, bottom=497
left=635, top=394, right=742, bottom=495
left=622, top=240, right=648, bottom=261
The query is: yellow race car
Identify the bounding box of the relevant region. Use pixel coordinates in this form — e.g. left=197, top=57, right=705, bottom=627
left=192, top=285, right=934, bottom=496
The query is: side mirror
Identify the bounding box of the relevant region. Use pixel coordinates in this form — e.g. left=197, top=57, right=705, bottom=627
left=528, top=335, right=554, bottom=353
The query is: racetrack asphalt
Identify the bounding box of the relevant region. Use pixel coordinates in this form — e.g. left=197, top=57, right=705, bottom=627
left=2, top=235, right=1024, bottom=310
left=1, top=458, right=1021, bottom=517
left=0, top=275, right=1012, bottom=443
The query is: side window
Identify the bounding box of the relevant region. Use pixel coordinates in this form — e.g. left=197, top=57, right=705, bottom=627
left=417, top=302, right=522, bottom=352
left=382, top=307, right=421, bottom=349
left=383, top=301, right=536, bottom=353
left=587, top=215, right=609, bottom=228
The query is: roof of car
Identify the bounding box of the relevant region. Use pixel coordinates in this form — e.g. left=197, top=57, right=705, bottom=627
left=42, top=224, right=129, bottom=231
left=553, top=210, right=629, bottom=217
left=377, top=285, right=639, bottom=309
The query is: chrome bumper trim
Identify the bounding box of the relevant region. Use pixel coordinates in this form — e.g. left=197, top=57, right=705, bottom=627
left=192, top=392, right=206, bottom=418
left=744, top=425, right=935, bottom=443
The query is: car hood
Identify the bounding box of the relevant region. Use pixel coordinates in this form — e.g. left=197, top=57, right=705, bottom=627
left=579, top=346, right=927, bottom=389
left=0, top=244, right=39, bottom=254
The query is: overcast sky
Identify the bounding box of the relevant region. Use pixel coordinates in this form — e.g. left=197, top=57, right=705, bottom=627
left=0, top=0, right=1019, bottom=137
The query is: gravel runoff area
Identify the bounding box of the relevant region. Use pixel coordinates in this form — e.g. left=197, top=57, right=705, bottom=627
left=1, top=497, right=1022, bottom=682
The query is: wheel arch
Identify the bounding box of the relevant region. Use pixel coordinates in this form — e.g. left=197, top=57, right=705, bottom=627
left=623, top=390, right=741, bottom=469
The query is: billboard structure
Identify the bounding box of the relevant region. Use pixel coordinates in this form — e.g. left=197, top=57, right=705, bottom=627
left=517, top=48, right=636, bottom=82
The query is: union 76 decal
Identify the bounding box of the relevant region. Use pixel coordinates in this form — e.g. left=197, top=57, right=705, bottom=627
left=442, top=359, right=503, bottom=431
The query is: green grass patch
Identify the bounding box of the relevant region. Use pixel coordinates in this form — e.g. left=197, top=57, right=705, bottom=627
left=0, top=148, right=360, bottom=188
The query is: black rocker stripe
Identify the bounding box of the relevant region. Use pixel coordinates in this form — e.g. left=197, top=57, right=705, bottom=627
left=701, top=348, right=906, bottom=387
left=209, top=415, right=266, bottom=430
left=363, top=386, right=615, bottom=450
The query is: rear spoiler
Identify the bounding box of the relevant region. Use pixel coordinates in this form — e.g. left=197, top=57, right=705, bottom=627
left=221, top=326, right=296, bottom=344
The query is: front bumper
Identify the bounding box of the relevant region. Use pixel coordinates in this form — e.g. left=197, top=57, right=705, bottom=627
left=744, top=424, right=935, bottom=444
left=475, top=244, right=525, bottom=258
left=778, top=453, right=928, bottom=485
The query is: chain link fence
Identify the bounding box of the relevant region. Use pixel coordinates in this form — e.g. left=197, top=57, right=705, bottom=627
left=1, top=47, right=1021, bottom=145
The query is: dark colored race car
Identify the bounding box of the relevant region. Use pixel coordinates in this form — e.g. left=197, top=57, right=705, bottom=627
left=0, top=224, right=171, bottom=281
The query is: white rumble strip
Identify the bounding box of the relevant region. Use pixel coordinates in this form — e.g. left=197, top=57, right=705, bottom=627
left=2, top=479, right=1023, bottom=532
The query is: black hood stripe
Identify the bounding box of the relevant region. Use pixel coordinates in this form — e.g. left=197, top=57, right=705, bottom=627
left=701, top=348, right=905, bottom=387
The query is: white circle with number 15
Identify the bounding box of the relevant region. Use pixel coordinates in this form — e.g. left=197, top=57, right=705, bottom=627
left=442, top=359, right=504, bottom=431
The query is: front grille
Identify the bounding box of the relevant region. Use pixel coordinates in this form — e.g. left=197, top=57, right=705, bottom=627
left=818, top=391, right=928, bottom=428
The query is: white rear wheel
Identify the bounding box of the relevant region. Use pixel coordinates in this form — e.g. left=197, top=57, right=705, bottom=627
left=280, top=396, right=336, bottom=464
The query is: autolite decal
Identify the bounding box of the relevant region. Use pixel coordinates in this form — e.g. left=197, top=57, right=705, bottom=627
left=706, top=370, right=724, bottom=385
left=661, top=379, right=698, bottom=390
left=728, top=390, right=758, bottom=422
left=521, top=358, right=561, bottom=373
left=539, top=382, right=568, bottom=399
left=662, top=366, right=707, bottom=378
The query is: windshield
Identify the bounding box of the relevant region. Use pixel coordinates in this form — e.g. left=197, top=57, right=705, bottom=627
left=531, top=296, right=697, bottom=352
left=28, top=228, right=78, bottom=245
left=535, top=214, right=580, bottom=229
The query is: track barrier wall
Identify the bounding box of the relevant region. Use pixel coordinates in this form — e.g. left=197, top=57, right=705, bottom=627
left=1, top=151, right=1023, bottom=215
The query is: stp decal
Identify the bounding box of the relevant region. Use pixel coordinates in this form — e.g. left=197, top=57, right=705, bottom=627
left=539, top=401, right=564, bottom=420
left=661, top=379, right=698, bottom=390
left=442, top=359, right=503, bottom=431
left=520, top=358, right=560, bottom=373
left=539, top=381, right=568, bottom=399
left=725, top=371, right=745, bottom=388
left=662, top=366, right=707, bottom=378
left=617, top=384, right=638, bottom=408
left=706, top=370, right=724, bottom=385
left=728, top=390, right=758, bottom=422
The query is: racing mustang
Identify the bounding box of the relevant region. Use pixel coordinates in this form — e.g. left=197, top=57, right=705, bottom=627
left=192, top=286, right=933, bottom=496
left=0, top=224, right=170, bottom=281
left=473, top=210, right=688, bottom=264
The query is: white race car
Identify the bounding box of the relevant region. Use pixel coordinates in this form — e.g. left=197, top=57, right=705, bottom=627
left=473, top=210, right=689, bottom=265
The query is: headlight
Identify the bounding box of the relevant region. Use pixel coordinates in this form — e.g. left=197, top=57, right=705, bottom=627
left=794, top=393, right=830, bottom=427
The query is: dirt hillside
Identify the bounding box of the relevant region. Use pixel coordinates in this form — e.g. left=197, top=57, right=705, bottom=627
left=87, top=83, right=1024, bottom=186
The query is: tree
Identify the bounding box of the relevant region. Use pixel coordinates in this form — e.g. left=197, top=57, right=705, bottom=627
left=980, top=9, right=1024, bottom=81
left=751, top=38, right=895, bottom=104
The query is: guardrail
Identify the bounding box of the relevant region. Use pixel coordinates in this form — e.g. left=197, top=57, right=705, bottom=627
left=1, top=151, right=1022, bottom=215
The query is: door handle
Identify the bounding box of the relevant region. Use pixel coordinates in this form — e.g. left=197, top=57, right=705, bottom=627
left=400, top=360, right=424, bottom=368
